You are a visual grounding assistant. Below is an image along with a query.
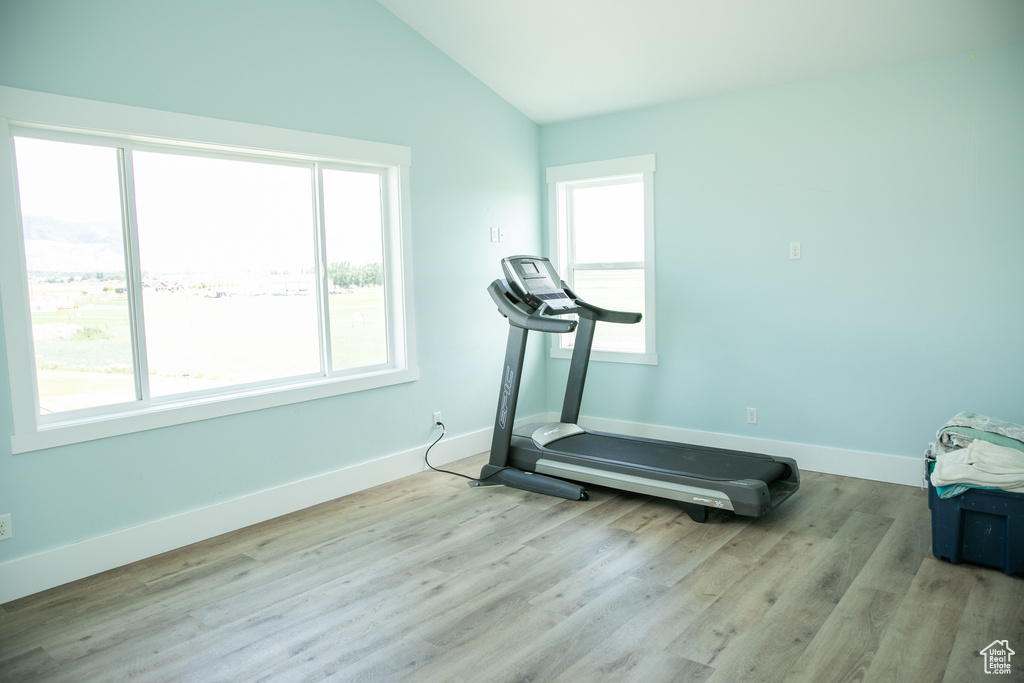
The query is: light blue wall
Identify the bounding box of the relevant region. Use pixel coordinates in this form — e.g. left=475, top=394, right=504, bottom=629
left=541, top=42, right=1024, bottom=458
left=0, top=0, right=542, bottom=561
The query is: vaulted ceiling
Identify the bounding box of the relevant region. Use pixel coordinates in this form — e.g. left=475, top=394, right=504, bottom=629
left=377, top=0, right=1024, bottom=124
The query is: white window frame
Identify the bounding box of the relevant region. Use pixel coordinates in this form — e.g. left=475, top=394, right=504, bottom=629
left=547, top=154, right=657, bottom=365
left=0, top=86, right=417, bottom=453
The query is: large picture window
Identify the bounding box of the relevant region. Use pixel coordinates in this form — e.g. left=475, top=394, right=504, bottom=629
left=0, top=87, right=415, bottom=452
left=547, top=155, right=657, bottom=365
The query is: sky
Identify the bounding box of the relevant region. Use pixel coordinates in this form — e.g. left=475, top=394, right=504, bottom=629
left=14, top=136, right=385, bottom=278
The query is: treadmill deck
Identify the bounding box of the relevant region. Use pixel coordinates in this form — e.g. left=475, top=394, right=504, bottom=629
left=515, top=424, right=790, bottom=484
left=552, top=431, right=788, bottom=483
left=506, top=424, right=799, bottom=517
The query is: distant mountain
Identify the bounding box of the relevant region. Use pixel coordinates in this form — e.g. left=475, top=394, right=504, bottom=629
left=22, top=215, right=126, bottom=274
left=21, top=215, right=122, bottom=245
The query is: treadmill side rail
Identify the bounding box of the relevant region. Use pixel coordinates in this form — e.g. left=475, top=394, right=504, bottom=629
left=535, top=458, right=735, bottom=511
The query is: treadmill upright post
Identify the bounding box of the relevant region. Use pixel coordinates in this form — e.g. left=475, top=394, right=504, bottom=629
left=561, top=314, right=597, bottom=425
left=487, top=324, right=528, bottom=468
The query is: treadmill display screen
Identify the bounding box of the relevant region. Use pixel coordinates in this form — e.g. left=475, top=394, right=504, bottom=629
left=503, top=256, right=576, bottom=312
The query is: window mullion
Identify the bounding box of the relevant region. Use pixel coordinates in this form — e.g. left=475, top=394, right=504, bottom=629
left=376, top=170, right=392, bottom=366
left=562, top=184, right=577, bottom=352
left=118, top=145, right=151, bottom=402
left=571, top=261, right=644, bottom=270
left=383, top=165, right=406, bottom=370
left=313, top=163, right=333, bottom=375
left=565, top=184, right=578, bottom=286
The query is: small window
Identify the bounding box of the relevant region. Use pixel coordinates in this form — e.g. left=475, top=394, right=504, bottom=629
left=547, top=155, right=657, bottom=364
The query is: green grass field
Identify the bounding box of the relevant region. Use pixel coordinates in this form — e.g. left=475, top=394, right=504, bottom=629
left=31, top=282, right=386, bottom=414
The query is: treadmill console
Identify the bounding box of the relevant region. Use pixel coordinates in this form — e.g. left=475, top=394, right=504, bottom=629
left=501, top=256, right=576, bottom=313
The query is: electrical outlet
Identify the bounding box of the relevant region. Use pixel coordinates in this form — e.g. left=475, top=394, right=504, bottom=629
left=789, top=242, right=801, bottom=259
left=433, top=411, right=442, bottom=428
left=747, top=408, right=757, bottom=425
left=0, top=514, right=11, bottom=541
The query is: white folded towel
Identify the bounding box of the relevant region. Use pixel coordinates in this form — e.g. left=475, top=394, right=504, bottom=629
left=932, top=439, right=1024, bottom=493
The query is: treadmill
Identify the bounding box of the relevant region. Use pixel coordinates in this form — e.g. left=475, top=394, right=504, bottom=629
left=473, top=255, right=800, bottom=522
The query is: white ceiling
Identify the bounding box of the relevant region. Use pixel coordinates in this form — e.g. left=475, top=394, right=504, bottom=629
left=376, top=0, right=1024, bottom=124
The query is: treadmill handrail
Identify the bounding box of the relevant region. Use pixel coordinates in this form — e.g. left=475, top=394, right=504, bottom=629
left=562, top=282, right=642, bottom=325
left=576, top=298, right=643, bottom=325
left=488, top=279, right=577, bottom=334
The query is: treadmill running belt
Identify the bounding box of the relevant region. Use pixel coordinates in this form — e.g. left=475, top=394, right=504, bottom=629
left=551, top=432, right=788, bottom=483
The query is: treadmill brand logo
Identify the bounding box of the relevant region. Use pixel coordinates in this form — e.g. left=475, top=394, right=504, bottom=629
left=498, top=366, right=515, bottom=429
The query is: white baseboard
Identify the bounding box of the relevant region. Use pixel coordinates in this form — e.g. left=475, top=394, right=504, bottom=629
left=0, top=413, right=923, bottom=604
left=0, top=422, right=495, bottom=605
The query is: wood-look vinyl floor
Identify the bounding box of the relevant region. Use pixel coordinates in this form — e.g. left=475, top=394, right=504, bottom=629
left=2, top=453, right=1023, bottom=682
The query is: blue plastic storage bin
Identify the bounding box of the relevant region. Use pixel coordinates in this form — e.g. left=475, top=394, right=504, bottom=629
left=928, top=478, right=1024, bottom=576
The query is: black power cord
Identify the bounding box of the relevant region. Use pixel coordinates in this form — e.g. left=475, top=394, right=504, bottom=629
left=424, top=421, right=508, bottom=483
left=424, top=422, right=475, bottom=481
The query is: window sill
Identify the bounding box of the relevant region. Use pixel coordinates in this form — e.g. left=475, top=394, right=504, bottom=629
left=11, top=366, right=418, bottom=454
left=550, top=347, right=658, bottom=366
